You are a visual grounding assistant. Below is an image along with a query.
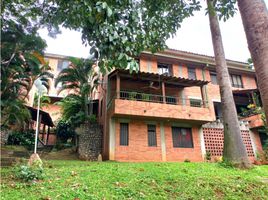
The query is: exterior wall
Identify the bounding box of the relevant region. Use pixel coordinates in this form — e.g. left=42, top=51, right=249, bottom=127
left=42, top=104, right=62, bottom=122
left=251, top=130, right=264, bottom=153
left=103, top=52, right=259, bottom=162
left=113, top=99, right=215, bottom=122
left=113, top=119, right=203, bottom=162
left=165, top=126, right=203, bottom=162
left=114, top=120, right=162, bottom=161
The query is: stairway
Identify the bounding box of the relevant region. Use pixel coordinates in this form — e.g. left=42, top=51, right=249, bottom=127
left=1, top=147, right=29, bottom=167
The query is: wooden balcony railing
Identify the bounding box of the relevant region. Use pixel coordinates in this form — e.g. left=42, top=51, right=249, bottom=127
left=116, top=91, right=208, bottom=108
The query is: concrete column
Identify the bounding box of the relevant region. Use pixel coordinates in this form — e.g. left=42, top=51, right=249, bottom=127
left=109, top=118, right=116, bottom=160
left=180, top=89, right=186, bottom=106
left=178, top=64, right=183, bottom=78
left=160, top=122, right=166, bottom=161
left=116, top=74, right=120, bottom=98
left=199, top=127, right=206, bottom=160
left=147, top=60, right=152, bottom=72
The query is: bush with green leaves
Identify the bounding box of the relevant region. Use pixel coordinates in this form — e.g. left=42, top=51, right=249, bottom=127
left=7, top=130, right=35, bottom=149
left=55, top=120, right=76, bottom=144
left=15, top=162, right=44, bottom=182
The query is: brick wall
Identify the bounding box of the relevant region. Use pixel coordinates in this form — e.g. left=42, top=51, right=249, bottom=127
left=203, top=127, right=255, bottom=158
left=113, top=119, right=203, bottom=162
left=115, top=120, right=162, bottom=161
left=165, top=126, right=203, bottom=162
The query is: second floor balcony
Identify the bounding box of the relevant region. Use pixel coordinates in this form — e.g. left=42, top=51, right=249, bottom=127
left=107, top=69, right=215, bottom=123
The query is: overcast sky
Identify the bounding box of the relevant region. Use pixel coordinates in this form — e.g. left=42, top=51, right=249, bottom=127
left=39, top=1, right=268, bottom=63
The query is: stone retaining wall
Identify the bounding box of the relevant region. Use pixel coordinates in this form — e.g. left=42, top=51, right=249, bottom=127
left=77, top=123, right=102, bottom=161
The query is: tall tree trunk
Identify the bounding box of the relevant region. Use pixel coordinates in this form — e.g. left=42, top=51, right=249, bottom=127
left=237, top=0, right=268, bottom=125
left=206, top=0, right=251, bottom=168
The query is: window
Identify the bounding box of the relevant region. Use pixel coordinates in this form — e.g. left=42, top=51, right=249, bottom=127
left=172, top=127, right=193, bottom=148
left=230, top=74, right=243, bottom=88
left=210, top=71, right=218, bottom=85
left=120, top=123, right=129, bottom=146
left=158, top=63, right=172, bottom=76
left=190, top=98, right=202, bottom=107
left=188, top=67, right=196, bottom=80
left=148, top=125, right=157, bottom=146
left=57, top=60, right=69, bottom=71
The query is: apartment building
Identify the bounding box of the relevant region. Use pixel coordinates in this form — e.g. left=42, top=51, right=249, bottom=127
left=96, top=49, right=266, bottom=162
left=31, top=49, right=266, bottom=161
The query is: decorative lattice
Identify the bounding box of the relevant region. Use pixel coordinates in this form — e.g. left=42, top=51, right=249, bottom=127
left=203, top=128, right=254, bottom=157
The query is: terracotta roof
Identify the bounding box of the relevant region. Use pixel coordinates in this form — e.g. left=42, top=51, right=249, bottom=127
left=165, top=48, right=248, bottom=65
left=110, top=69, right=209, bottom=87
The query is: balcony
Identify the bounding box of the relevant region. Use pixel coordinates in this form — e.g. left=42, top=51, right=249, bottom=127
left=107, top=69, right=215, bottom=123
left=108, top=91, right=214, bottom=123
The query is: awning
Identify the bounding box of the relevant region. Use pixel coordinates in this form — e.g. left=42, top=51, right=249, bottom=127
left=233, top=88, right=258, bottom=95
left=109, top=69, right=209, bottom=87
left=27, top=106, right=54, bottom=127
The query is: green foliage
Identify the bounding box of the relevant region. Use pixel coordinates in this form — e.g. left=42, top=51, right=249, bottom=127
left=42, top=0, right=201, bottom=72
left=1, top=2, right=53, bottom=129
left=7, top=130, right=35, bottom=149
left=141, top=93, right=150, bottom=101
left=2, top=161, right=268, bottom=199
left=55, top=57, right=99, bottom=127
left=15, top=162, right=44, bottom=182
left=55, top=120, right=76, bottom=143
left=129, top=92, right=137, bottom=100
left=33, top=94, right=51, bottom=108
left=87, top=115, right=97, bottom=123
left=206, top=0, right=237, bottom=21
left=205, top=151, right=212, bottom=161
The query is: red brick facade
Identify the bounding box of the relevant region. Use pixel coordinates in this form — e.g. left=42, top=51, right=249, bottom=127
left=112, top=119, right=203, bottom=162
left=97, top=50, right=264, bottom=162
left=38, top=49, right=261, bottom=162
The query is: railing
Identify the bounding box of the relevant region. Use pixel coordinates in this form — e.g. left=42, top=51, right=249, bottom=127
left=117, top=91, right=208, bottom=108
left=232, top=84, right=243, bottom=88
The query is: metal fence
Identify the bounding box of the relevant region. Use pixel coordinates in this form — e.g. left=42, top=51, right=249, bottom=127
left=117, top=91, right=208, bottom=108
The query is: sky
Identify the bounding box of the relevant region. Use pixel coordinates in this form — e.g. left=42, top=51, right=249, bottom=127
left=38, top=1, right=268, bottom=63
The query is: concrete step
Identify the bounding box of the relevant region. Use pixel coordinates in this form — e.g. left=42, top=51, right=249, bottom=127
left=1, top=157, right=16, bottom=167
left=13, top=151, right=29, bottom=157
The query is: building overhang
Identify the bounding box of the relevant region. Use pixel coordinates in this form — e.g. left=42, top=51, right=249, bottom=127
left=109, top=69, right=209, bottom=87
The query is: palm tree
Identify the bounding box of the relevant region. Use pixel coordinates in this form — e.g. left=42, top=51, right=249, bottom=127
left=1, top=20, right=53, bottom=129
left=55, top=57, right=99, bottom=127
left=237, top=0, right=268, bottom=125
left=206, top=0, right=250, bottom=168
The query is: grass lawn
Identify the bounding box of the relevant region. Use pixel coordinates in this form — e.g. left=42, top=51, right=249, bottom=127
left=1, top=160, right=268, bottom=200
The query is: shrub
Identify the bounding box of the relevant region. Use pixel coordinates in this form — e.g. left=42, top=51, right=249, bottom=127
left=87, top=114, right=97, bottom=123
left=56, top=120, right=75, bottom=144
left=7, top=130, right=35, bottom=149
left=15, top=161, right=44, bottom=182
left=205, top=151, right=211, bottom=161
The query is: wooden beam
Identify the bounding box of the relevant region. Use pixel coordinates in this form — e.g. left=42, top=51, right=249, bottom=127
left=42, top=124, right=46, bottom=141
left=200, top=85, right=207, bottom=107
left=116, top=73, right=120, bottom=98
left=38, top=114, right=42, bottom=141
left=162, top=82, right=166, bottom=103
left=46, top=126, right=50, bottom=145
